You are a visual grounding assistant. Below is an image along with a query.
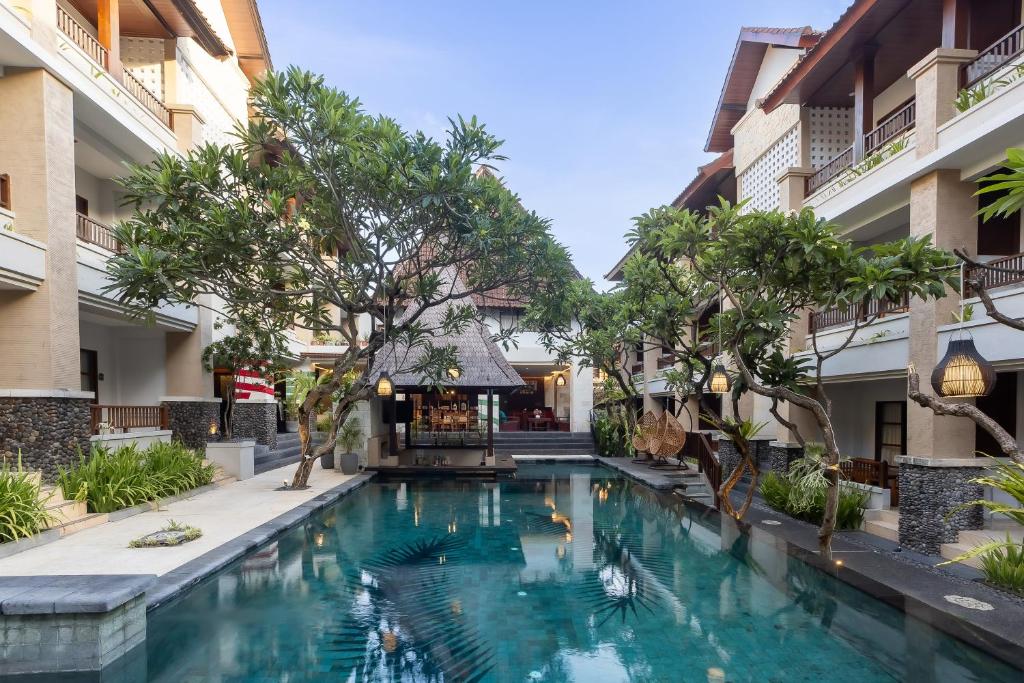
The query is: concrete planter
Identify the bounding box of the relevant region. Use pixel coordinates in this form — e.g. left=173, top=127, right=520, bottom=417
left=285, top=420, right=299, bottom=433
left=339, top=451, right=359, bottom=475
left=205, top=440, right=256, bottom=480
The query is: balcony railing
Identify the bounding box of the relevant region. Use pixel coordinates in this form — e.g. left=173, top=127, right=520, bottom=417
left=0, top=173, right=10, bottom=211
left=966, top=251, right=1024, bottom=293
left=807, top=145, right=853, bottom=195
left=56, top=5, right=108, bottom=69
left=863, top=100, right=915, bottom=156
left=90, top=404, right=169, bottom=434
left=809, top=293, right=910, bottom=334
left=962, top=23, right=1024, bottom=88
left=76, top=212, right=123, bottom=253
left=123, top=69, right=171, bottom=128
left=55, top=6, right=171, bottom=130
left=656, top=355, right=675, bottom=370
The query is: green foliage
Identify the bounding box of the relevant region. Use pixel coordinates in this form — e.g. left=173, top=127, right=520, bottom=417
left=942, top=459, right=1024, bottom=577
left=979, top=538, right=1024, bottom=595
left=759, top=458, right=868, bottom=530
left=593, top=412, right=630, bottom=457
left=977, top=148, right=1024, bottom=222
left=315, top=413, right=333, bottom=434
left=0, top=456, right=54, bottom=543
left=58, top=442, right=214, bottom=514
left=337, top=417, right=363, bottom=452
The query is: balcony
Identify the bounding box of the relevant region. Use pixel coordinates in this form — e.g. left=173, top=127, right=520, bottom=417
left=966, top=252, right=1024, bottom=293
left=961, top=24, right=1024, bottom=88
left=0, top=173, right=10, bottom=211
left=809, top=293, right=910, bottom=334
left=56, top=5, right=171, bottom=129
left=76, top=212, right=122, bottom=253
left=805, top=100, right=916, bottom=197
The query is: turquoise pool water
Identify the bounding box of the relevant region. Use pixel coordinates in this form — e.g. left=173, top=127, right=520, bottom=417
left=147, top=465, right=1019, bottom=682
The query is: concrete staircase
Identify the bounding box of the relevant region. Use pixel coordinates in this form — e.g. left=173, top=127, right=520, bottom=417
left=492, top=431, right=596, bottom=456
left=37, top=483, right=105, bottom=537
left=941, top=520, right=1024, bottom=569
left=670, top=468, right=716, bottom=507
left=254, top=432, right=323, bottom=475
left=863, top=508, right=900, bottom=542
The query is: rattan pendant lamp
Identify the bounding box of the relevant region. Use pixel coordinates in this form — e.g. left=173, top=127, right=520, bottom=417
left=931, top=264, right=996, bottom=398
left=709, top=286, right=731, bottom=394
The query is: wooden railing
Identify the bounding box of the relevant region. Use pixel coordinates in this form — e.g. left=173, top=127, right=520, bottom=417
left=0, top=173, right=10, bottom=211
left=656, top=355, right=675, bottom=370
left=864, top=100, right=915, bottom=156
left=962, top=23, right=1024, bottom=88
left=76, top=213, right=122, bottom=252
left=965, top=251, right=1024, bottom=292
left=809, top=292, right=910, bottom=334
left=839, top=457, right=898, bottom=506
left=123, top=69, right=171, bottom=128
left=692, top=432, right=721, bottom=508
left=56, top=5, right=107, bottom=69
left=806, top=145, right=853, bottom=195
left=90, top=405, right=169, bottom=434
left=630, top=362, right=643, bottom=375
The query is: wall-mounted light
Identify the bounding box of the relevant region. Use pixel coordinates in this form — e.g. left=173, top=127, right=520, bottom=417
left=555, top=374, right=566, bottom=387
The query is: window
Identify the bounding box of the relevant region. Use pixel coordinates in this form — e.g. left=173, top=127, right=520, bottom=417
left=80, top=349, right=98, bottom=403
left=977, top=181, right=1021, bottom=256
left=75, top=195, right=89, bottom=216
left=976, top=372, right=1017, bottom=457
left=874, top=401, right=906, bottom=463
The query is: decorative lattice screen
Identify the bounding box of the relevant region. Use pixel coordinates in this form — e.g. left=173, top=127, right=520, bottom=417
left=737, top=125, right=798, bottom=212
left=121, top=37, right=165, bottom=100
left=808, top=107, right=853, bottom=169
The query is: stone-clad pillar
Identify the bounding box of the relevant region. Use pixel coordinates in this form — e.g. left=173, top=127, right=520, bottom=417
left=231, top=399, right=278, bottom=449
left=897, top=456, right=985, bottom=554
left=161, top=397, right=220, bottom=449
left=0, top=390, right=92, bottom=480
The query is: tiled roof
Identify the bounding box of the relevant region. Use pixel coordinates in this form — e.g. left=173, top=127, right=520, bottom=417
left=371, top=267, right=525, bottom=391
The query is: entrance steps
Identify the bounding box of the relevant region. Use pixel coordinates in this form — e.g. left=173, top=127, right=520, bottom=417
left=941, top=520, right=1024, bottom=569
left=493, top=432, right=595, bottom=456
left=38, top=484, right=107, bottom=537
left=862, top=508, right=900, bottom=542
left=254, top=432, right=320, bottom=474
left=671, top=469, right=716, bottom=506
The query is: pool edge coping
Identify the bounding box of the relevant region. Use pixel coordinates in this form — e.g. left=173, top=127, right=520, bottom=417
left=144, top=472, right=377, bottom=611
left=594, top=455, right=1024, bottom=673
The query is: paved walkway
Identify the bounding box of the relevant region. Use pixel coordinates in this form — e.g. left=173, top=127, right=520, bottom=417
left=0, top=464, right=358, bottom=578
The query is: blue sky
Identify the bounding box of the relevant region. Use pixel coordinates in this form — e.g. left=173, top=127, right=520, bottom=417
left=260, top=1, right=850, bottom=284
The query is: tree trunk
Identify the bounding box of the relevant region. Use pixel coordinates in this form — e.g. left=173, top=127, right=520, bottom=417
left=818, top=448, right=841, bottom=559
left=223, top=377, right=235, bottom=440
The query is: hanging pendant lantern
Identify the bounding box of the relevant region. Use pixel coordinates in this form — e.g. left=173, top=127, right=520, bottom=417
left=555, top=374, right=567, bottom=387
left=447, top=367, right=461, bottom=380
left=374, top=371, right=394, bottom=398
left=930, top=338, right=996, bottom=398
left=709, top=364, right=731, bottom=394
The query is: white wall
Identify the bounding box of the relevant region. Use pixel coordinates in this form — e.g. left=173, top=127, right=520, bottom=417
left=872, top=76, right=915, bottom=128
left=79, top=320, right=166, bottom=405
left=826, top=378, right=906, bottom=460
left=747, top=47, right=802, bottom=110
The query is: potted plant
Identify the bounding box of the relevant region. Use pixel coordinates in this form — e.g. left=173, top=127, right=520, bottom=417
left=318, top=413, right=336, bottom=469
left=336, top=417, right=363, bottom=475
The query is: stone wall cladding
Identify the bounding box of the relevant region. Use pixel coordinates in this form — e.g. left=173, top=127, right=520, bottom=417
left=0, top=595, right=146, bottom=675
left=0, top=397, right=91, bottom=479
left=232, top=402, right=277, bottom=449
left=898, top=463, right=985, bottom=554
left=717, top=439, right=742, bottom=480
left=163, top=400, right=220, bottom=449
left=768, top=444, right=804, bottom=473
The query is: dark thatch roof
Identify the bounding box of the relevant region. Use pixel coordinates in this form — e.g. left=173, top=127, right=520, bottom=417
left=371, top=267, right=525, bottom=393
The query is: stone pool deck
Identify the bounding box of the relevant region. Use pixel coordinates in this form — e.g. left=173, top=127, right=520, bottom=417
left=0, top=464, right=375, bottom=674
left=598, top=455, right=1024, bottom=671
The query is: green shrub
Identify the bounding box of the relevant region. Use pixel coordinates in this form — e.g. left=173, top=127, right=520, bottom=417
left=979, top=536, right=1024, bottom=595
left=315, top=413, right=333, bottom=434
left=758, top=455, right=868, bottom=530
left=0, top=456, right=54, bottom=543
left=58, top=442, right=214, bottom=514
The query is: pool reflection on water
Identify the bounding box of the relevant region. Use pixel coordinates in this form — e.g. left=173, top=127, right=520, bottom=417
left=146, top=464, right=1020, bottom=682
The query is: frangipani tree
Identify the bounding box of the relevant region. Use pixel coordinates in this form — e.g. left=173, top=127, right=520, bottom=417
left=108, top=68, right=573, bottom=488
left=525, top=281, right=642, bottom=441
left=629, top=201, right=956, bottom=554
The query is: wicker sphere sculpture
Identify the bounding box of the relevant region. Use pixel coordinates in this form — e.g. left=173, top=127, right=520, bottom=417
left=930, top=338, right=996, bottom=398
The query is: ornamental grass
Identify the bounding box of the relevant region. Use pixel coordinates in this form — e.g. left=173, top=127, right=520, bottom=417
left=58, top=441, right=214, bottom=514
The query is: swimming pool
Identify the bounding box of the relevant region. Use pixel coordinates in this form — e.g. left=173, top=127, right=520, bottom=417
left=146, top=464, right=1020, bottom=682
